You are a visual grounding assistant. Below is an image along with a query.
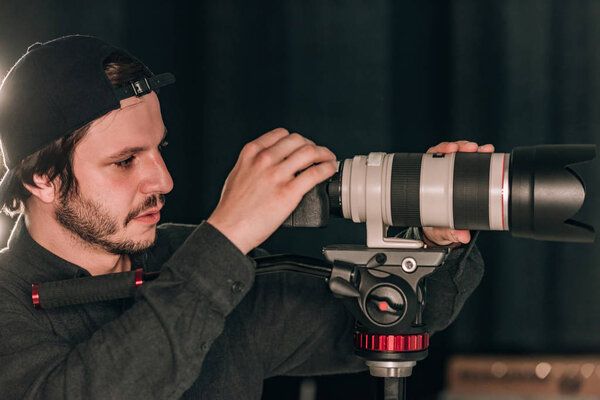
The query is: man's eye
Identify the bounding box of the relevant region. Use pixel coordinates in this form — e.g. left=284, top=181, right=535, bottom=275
left=115, top=156, right=134, bottom=168
left=159, top=140, right=169, bottom=151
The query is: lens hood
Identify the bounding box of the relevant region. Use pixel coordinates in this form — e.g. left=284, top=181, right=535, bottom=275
left=510, top=144, right=596, bottom=242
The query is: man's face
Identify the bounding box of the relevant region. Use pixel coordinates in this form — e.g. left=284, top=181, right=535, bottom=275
left=55, top=92, right=173, bottom=254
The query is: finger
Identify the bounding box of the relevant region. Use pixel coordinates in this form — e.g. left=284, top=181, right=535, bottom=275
left=259, top=133, right=313, bottom=163
left=478, top=144, right=495, bottom=153
left=422, top=227, right=452, bottom=246
left=429, top=228, right=455, bottom=245
left=456, top=141, right=479, bottom=152
left=280, top=145, right=336, bottom=177
left=436, top=229, right=464, bottom=244
left=426, top=142, right=458, bottom=154
left=252, top=127, right=291, bottom=150
left=289, top=160, right=338, bottom=195
left=423, top=227, right=471, bottom=245
left=452, top=229, right=471, bottom=244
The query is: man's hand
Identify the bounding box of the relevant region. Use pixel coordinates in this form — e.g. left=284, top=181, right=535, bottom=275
left=207, top=128, right=337, bottom=254
left=421, top=140, right=495, bottom=246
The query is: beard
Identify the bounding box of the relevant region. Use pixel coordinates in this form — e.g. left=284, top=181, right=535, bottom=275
left=55, top=190, right=164, bottom=255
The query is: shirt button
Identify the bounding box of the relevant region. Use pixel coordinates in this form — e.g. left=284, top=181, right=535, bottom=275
left=201, top=343, right=209, bottom=352
left=231, top=281, right=245, bottom=294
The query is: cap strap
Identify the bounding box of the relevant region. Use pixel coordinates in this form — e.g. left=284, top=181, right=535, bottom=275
left=114, top=72, right=176, bottom=100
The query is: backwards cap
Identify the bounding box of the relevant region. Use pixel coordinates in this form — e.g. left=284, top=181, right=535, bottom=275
left=0, top=35, right=175, bottom=205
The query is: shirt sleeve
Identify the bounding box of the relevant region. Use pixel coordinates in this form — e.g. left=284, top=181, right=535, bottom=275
left=402, top=227, right=486, bottom=334
left=422, top=241, right=485, bottom=334
left=0, top=222, right=255, bottom=400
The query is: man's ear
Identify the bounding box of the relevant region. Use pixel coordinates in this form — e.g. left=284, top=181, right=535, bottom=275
left=23, top=174, right=57, bottom=204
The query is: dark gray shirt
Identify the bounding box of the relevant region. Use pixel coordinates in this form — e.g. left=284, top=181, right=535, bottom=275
left=0, top=219, right=484, bottom=399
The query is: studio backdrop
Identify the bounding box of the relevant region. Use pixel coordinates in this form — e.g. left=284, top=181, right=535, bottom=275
left=0, top=1, right=598, bottom=399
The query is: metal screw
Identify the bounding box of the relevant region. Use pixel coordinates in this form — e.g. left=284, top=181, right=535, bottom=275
left=401, top=257, right=417, bottom=273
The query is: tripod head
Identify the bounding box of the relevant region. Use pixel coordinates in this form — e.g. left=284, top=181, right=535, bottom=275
left=323, top=244, right=446, bottom=378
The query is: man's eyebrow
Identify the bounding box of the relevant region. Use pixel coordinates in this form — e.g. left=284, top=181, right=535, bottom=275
left=106, top=127, right=169, bottom=161
left=106, top=146, right=146, bottom=161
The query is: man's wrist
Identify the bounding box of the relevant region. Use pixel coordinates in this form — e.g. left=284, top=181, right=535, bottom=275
left=206, top=217, right=252, bottom=255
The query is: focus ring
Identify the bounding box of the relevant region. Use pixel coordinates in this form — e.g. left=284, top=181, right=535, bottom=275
left=453, top=153, right=491, bottom=230
left=390, top=153, right=422, bottom=227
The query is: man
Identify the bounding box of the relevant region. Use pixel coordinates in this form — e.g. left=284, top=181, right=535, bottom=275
left=0, top=35, right=489, bottom=399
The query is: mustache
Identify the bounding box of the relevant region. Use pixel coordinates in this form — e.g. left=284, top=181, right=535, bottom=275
left=124, top=194, right=165, bottom=226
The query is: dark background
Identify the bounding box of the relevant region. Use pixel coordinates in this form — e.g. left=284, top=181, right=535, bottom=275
left=1, top=1, right=599, bottom=399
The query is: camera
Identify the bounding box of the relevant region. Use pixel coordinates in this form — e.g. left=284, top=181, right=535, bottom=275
left=285, top=144, right=596, bottom=244
left=33, top=144, right=597, bottom=393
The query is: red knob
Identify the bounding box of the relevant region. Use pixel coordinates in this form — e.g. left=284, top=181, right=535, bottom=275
left=354, top=331, right=429, bottom=352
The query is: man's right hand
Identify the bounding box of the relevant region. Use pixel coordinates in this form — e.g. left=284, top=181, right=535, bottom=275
left=207, top=128, right=337, bottom=254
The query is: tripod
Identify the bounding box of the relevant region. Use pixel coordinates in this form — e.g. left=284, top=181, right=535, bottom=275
left=255, top=244, right=447, bottom=400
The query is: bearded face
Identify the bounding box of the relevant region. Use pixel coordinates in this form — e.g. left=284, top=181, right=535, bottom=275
left=55, top=190, right=165, bottom=254
left=53, top=92, right=173, bottom=255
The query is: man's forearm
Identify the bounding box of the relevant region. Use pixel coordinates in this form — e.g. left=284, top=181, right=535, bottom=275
left=0, top=222, right=254, bottom=400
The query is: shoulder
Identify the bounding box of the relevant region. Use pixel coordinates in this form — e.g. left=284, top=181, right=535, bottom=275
left=0, top=251, right=36, bottom=313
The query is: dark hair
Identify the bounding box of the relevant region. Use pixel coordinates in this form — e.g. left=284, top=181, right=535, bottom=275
left=2, top=51, right=147, bottom=215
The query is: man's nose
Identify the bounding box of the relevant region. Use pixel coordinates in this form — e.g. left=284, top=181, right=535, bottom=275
left=140, top=152, right=174, bottom=195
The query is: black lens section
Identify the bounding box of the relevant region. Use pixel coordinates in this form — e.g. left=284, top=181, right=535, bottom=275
left=327, top=168, right=343, bottom=218
left=453, top=153, right=491, bottom=230
left=390, top=153, right=422, bottom=227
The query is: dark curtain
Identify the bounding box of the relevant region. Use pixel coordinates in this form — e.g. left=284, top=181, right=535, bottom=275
left=0, top=1, right=598, bottom=399
left=449, top=0, right=600, bottom=353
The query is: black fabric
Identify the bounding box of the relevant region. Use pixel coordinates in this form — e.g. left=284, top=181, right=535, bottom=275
left=0, top=219, right=257, bottom=399
left=0, top=36, right=124, bottom=168
left=0, top=219, right=484, bottom=399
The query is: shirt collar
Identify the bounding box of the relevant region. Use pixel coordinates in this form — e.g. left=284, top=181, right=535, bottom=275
left=4, top=216, right=150, bottom=283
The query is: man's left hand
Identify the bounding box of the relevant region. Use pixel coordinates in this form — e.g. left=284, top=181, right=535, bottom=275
left=421, top=140, right=495, bottom=246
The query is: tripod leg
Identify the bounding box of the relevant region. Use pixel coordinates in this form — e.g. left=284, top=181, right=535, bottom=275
left=383, top=377, right=406, bottom=400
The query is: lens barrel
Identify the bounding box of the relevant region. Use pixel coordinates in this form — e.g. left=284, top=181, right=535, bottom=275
left=332, top=145, right=595, bottom=243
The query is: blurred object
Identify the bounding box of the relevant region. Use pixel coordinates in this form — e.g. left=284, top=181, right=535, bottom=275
left=298, top=378, right=317, bottom=400
left=441, top=355, right=600, bottom=399
left=0, top=214, right=12, bottom=248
